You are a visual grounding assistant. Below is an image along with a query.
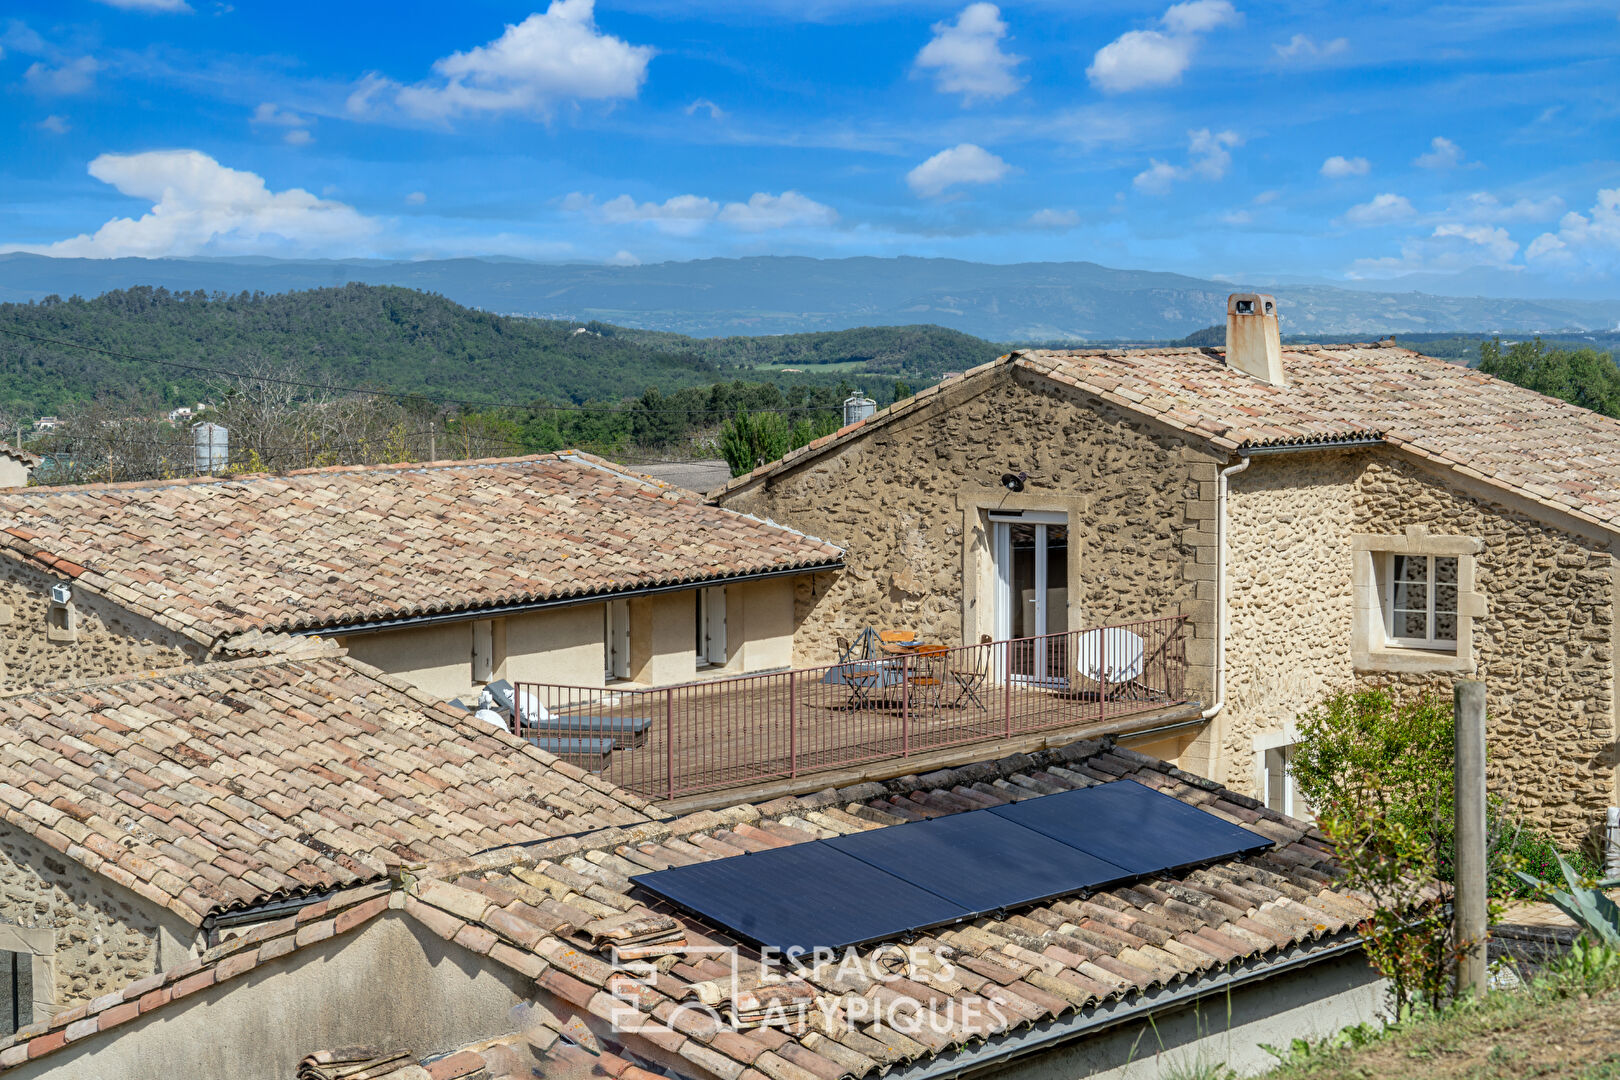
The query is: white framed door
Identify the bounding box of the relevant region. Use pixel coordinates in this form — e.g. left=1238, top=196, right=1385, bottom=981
left=990, top=511, right=1069, bottom=685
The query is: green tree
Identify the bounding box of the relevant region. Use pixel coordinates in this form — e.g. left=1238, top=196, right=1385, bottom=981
left=1290, top=688, right=1464, bottom=1017
left=1480, top=338, right=1620, bottom=417
left=718, top=410, right=792, bottom=476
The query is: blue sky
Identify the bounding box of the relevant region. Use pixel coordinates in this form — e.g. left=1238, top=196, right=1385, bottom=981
left=2, top=0, right=1618, bottom=293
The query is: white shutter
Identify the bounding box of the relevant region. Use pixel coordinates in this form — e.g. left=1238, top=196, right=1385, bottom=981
left=706, top=587, right=727, bottom=666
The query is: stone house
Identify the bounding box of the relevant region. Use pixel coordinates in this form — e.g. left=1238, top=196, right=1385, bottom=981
left=712, top=295, right=1620, bottom=850
left=0, top=638, right=651, bottom=1036
left=0, top=452, right=842, bottom=703
left=0, top=736, right=1396, bottom=1080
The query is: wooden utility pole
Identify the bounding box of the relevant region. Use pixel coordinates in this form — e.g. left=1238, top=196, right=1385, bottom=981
left=1454, top=679, right=1489, bottom=997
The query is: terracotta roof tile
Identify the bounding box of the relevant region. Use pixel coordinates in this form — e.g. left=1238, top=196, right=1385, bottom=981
left=714, top=345, right=1620, bottom=536
left=402, top=739, right=1426, bottom=1080
left=0, top=452, right=843, bottom=645
left=0, top=648, right=651, bottom=926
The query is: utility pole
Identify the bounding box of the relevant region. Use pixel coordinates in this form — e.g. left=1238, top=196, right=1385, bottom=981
left=1454, top=679, right=1489, bottom=998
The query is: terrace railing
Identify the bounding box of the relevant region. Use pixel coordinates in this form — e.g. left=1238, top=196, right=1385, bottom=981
left=510, top=614, right=1188, bottom=802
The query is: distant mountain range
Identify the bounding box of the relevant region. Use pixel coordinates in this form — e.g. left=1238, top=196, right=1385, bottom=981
left=1, top=252, right=1616, bottom=341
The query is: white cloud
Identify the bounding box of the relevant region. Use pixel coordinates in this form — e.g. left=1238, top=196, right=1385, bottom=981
left=405, top=191, right=427, bottom=205
left=1188, top=127, right=1240, bottom=179
left=1453, top=191, right=1564, bottom=225
left=1343, top=193, right=1416, bottom=226
left=1414, top=136, right=1465, bottom=169
left=37, top=115, right=70, bottom=134
left=1029, top=208, right=1081, bottom=227
left=1133, top=128, right=1239, bottom=194
left=1320, top=155, right=1369, bottom=178
left=905, top=143, right=1011, bottom=197
left=24, top=56, right=100, bottom=96
left=1087, top=0, right=1239, bottom=93
left=563, top=190, right=836, bottom=235
left=12, top=150, right=379, bottom=258
left=359, top=0, right=654, bottom=123
left=684, top=98, right=724, bottom=119
left=1349, top=223, right=1520, bottom=278
left=716, top=191, right=837, bottom=231
left=606, top=249, right=640, bottom=266
left=1526, top=188, right=1620, bottom=270
left=1220, top=209, right=1253, bottom=225
left=913, top=3, right=1025, bottom=104
left=94, top=0, right=192, bottom=10
left=1161, top=0, right=1240, bottom=33
left=1273, top=33, right=1348, bottom=61
left=252, top=103, right=306, bottom=127
left=1133, top=158, right=1181, bottom=195
left=252, top=103, right=314, bottom=145
left=1253, top=189, right=1279, bottom=205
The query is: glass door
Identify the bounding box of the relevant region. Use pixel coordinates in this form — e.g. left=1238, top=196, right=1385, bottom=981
left=992, top=512, right=1069, bottom=685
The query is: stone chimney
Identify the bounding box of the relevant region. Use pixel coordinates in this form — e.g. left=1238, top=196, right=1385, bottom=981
left=1224, top=293, right=1285, bottom=385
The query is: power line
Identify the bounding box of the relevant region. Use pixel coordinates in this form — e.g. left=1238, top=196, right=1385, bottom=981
left=0, top=326, right=862, bottom=418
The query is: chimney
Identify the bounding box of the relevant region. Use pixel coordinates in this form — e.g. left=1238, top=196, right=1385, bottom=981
left=1224, top=293, right=1285, bottom=386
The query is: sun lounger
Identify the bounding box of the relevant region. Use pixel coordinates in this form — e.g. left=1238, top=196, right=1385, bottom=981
left=523, top=713, right=652, bottom=749
left=526, top=734, right=614, bottom=772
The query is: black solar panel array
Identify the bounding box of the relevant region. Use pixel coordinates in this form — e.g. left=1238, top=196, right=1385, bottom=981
left=631, top=778, right=1272, bottom=953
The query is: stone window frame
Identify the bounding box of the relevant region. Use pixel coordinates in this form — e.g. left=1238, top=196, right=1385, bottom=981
left=958, top=485, right=1089, bottom=648
left=0, top=922, right=55, bottom=1032
left=1352, top=526, right=1486, bottom=674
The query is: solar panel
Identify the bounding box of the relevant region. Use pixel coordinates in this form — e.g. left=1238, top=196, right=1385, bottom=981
left=632, top=778, right=1273, bottom=953
left=825, top=809, right=1132, bottom=913
left=988, top=779, right=1272, bottom=874
left=633, top=838, right=971, bottom=953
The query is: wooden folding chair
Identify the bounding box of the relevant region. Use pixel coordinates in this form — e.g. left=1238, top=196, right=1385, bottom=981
left=944, top=635, right=991, bottom=709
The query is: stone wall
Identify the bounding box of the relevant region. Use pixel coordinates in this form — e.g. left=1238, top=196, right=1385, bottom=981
left=1220, top=448, right=1617, bottom=847
left=718, top=367, right=1217, bottom=696
left=1221, top=452, right=1364, bottom=792
left=1357, top=455, right=1616, bottom=846
left=0, top=558, right=203, bottom=693
left=0, top=826, right=196, bottom=1010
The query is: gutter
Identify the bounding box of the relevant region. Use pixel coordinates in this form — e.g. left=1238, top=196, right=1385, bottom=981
left=1199, top=435, right=1380, bottom=720
left=1239, top=436, right=1384, bottom=456
left=291, top=561, right=844, bottom=638
left=1201, top=455, right=1250, bottom=721
left=886, top=932, right=1366, bottom=1080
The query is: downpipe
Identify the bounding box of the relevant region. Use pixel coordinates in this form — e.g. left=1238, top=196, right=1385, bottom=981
left=1201, top=455, right=1251, bottom=721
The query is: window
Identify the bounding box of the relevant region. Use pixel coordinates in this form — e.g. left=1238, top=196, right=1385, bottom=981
left=695, top=587, right=727, bottom=667
left=1384, top=554, right=1459, bottom=650
left=1261, top=744, right=1298, bottom=817
left=0, top=949, right=31, bottom=1036
left=604, top=599, right=630, bottom=681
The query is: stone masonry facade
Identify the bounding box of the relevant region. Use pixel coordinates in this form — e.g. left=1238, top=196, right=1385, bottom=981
left=726, top=370, right=1620, bottom=848
left=0, top=826, right=193, bottom=1012
left=0, top=558, right=203, bottom=693
left=1217, top=450, right=1615, bottom=847
left=719, top=366, right=1220, bottom=701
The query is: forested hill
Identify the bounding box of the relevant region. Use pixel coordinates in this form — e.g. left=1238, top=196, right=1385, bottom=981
left=0, top=284, right=1002, bottom=416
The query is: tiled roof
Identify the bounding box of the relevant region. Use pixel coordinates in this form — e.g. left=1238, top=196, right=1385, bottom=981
left=0, top=442, right=40, bottom=467
left=0, top=452, right=843, bottom=646
left=0, top=644, right=651, bottom=926
left=400, top=739, right=1408, bottom=1080
left=715, top=344, right=1620, bottom=536
left=0, top=880, right=395, bottom=1071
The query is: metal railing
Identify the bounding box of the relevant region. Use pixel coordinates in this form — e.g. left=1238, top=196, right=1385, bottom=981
left=510, top=614, right=1189, bottom=802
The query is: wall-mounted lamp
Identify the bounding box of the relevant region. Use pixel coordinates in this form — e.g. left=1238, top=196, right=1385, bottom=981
left=1000, top=470, right=1027, bottom=493
left=49, top=583, right=72, bottom=606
